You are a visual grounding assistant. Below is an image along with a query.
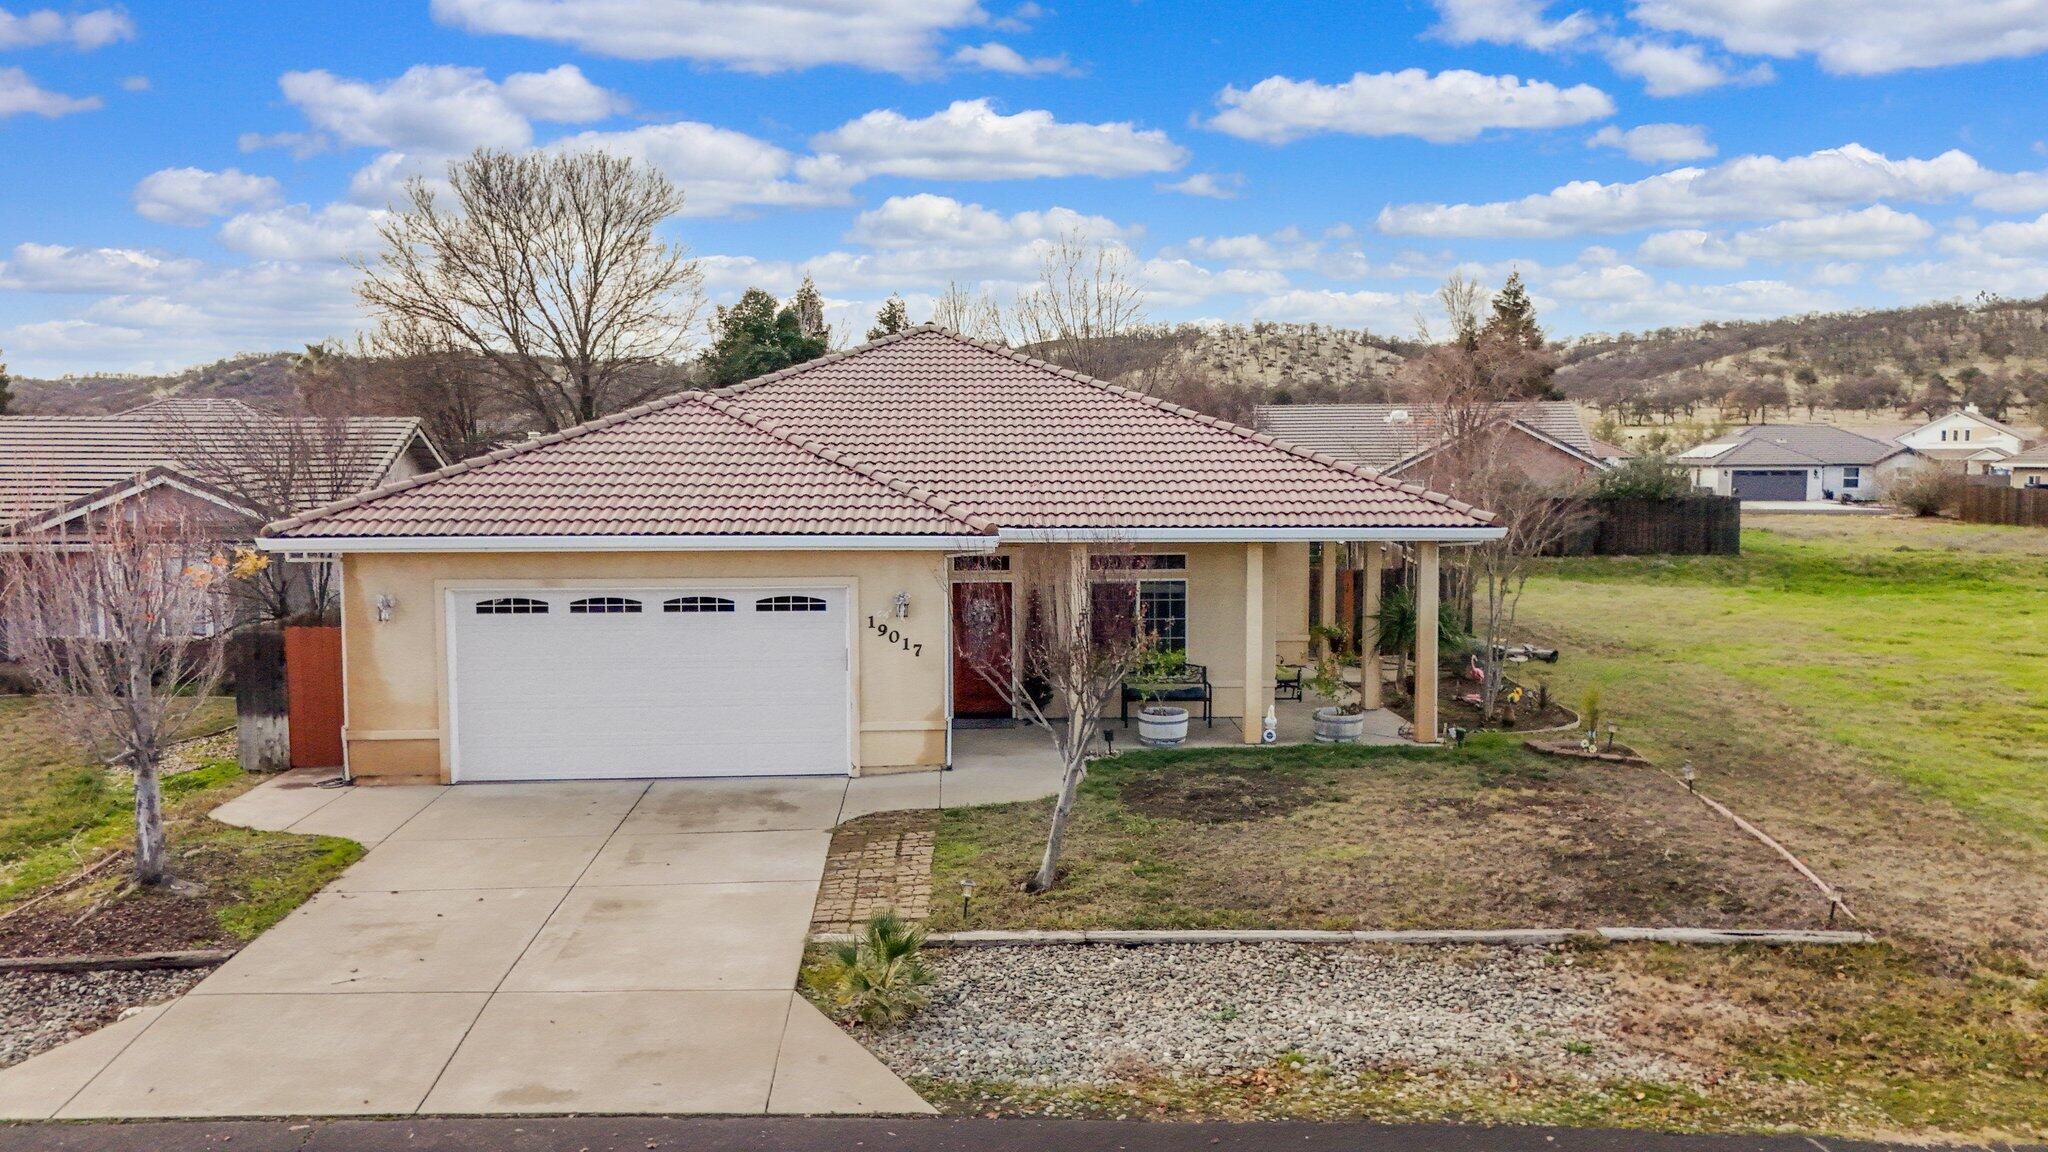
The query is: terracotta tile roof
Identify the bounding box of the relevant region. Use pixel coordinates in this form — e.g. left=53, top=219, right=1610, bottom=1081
left=270, top=327, right=1494, bottom=542
left=267, top=392, right=994, bottom=539
left=0, top=402, right=434, bottom=530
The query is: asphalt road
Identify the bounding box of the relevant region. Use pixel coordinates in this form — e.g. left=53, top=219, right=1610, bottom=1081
left=0, top=1117, right=2015, bottom=1152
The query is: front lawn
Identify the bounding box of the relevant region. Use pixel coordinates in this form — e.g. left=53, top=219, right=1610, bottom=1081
left=0, top=696, right=363, bottom=953
left=929, top=738, right=1821, bottom=933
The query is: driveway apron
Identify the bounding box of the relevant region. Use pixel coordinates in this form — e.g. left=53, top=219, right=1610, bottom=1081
left=0, top=775, right=932, bottom=1119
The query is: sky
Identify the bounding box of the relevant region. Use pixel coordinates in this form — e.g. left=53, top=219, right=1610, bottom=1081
left=3, top=0, right=2048, bottom=377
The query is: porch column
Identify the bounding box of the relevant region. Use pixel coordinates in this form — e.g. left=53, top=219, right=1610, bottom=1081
left=1413, top=541, right=1440, bottom=743
left=1361, top=542, right=1384, bottom=711
left=1243, top=542, right=1268, bottom=745
left=1316, top=543, right=1337, bottom=657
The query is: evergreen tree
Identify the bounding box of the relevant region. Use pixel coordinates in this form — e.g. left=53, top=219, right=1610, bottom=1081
left=0, top=356, right=11, bottom=416
left=1481, top=271, right=1543, bottom=352
left=789, top=275, right=829, bottom=341
left=866, top=295, right=911, bottom=341
left=704, top=288, right=830, bottom=386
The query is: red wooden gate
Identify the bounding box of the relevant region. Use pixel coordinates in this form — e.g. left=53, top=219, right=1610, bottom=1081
left=283, top=625, right=345, bottom=769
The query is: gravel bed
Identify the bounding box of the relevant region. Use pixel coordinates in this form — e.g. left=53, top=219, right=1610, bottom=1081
left=0, top=969, right=204, bottom=1069
left=863, top=943, right=1687, bottom=1087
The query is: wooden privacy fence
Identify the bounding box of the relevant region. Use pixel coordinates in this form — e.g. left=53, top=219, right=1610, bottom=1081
left=1546, top=496, right=1741, bottom=557
left=1956, top=484, right=2048, bottom=528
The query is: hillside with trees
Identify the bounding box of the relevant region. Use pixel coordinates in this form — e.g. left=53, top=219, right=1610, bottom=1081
left=1555, top=294, right=2048, bottom=427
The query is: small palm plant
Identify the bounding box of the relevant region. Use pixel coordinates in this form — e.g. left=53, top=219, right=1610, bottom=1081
left=806, top=911, right=937, bottom=1027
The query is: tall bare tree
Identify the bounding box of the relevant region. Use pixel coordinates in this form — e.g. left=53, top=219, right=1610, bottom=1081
left=342, top=319, right=502, bottom=460
left=1457, top=448, right=1593, bottom=720
left=0, top=514, right=232, bottom=884
left=356, top=148, right=705, bottom=432
left=929, top=280, right=1005, bottom=342
left=953, top=543, right=1146, bottom=893
left=157, top=402, right=391, bottom=622
left=1008, top=232, right=1147, bottom=379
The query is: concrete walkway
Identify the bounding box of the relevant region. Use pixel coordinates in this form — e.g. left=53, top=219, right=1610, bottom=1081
left=0, top=762, right=1079, bottom=1121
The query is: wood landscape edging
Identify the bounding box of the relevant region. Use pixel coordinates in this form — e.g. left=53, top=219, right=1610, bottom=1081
left=809, top=928, right=1874, bottom=947
left=0, top=948, right=237, bottom=974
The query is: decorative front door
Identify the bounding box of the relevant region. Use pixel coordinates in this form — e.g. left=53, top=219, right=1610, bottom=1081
left=951, top=581, right=1013, bottom=718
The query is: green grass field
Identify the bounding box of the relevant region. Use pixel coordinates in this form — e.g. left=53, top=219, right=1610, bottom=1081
left=1521, top=515, right=2048, bottom=842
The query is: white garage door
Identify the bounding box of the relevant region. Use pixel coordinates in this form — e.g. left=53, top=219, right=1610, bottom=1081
left=449, top=587, right=850, bottom=782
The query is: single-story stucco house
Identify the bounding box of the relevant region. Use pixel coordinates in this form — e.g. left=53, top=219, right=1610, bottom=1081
left=2004, top=444, right=2048, bottom=488
left=258, top=328, right=1502, bottom=786
left=1679, top=423, right=1916, bottom=502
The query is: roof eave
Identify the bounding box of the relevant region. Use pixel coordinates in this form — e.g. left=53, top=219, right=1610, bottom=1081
left=996, top=525, right=1506, bottom=544
left=255, top=532, right=1002, bottom=554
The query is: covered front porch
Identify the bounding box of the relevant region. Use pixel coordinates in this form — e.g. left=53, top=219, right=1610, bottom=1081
left=948, top=695, right=1409, bottom=775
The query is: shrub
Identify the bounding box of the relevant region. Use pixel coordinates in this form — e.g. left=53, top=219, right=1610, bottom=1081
left=805, top=911, right=937, bottom=1027
left=1591, top=453, right=1696, bottom=501
left=1881, top=463, right=1963, bottom=517
left=1580, top=686, right=1602, bottom=734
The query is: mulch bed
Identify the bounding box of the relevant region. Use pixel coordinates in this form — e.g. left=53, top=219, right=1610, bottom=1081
left=1524, top=737, right=1652, bottom=766
left=1397, top=674, right=1577, bottom=732
left=0, top=849, right=243, bottom=960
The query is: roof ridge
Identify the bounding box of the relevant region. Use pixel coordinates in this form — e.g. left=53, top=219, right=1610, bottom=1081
left=261, top=388, right=707, bottom=536
left=897, top=327, right=1498, bottom=525
left=691, top=394, right=996, bottom=536
left=710, top=323, right=937, bottom=401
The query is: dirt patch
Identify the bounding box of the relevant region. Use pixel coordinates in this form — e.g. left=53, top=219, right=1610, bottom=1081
left=1119, top=765, right=1334, bottom=823
left=0, top=847, right=242, bottom=958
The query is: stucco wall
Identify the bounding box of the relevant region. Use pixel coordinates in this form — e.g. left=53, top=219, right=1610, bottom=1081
left=337, top=540, right=1314, bottom=782
left=339, top=549, right=951, bottom=783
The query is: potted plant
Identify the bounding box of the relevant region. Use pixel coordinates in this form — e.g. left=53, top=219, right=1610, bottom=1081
left=1129, top=643, right=1191, bottom=747
left=1307, top=625, right=1367, bottom=743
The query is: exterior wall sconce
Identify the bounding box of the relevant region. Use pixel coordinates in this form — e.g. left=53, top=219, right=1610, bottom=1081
left=891, top=591, right=911, bottom=619
left=373, top=594, right=397, bottom=623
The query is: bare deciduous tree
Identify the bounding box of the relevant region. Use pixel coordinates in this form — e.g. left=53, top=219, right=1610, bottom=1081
left=157, top=400, right=390, bottom=623
left=1007, top=232, right=1147, bottom=379
left=343, top=319, right=503, bottom=460
left=952, top=543, right=1146, bottom=893
left=929, top=280, right=1005, bottom=342
left=1458, top=452, right=1593, bottom=719
left=356, top=148, right=705, bottom=432
left=0, top=514, right=232, bottom=884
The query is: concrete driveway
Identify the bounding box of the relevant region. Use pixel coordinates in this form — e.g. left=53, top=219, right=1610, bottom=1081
left=0, top=773, right=976, bottom=1120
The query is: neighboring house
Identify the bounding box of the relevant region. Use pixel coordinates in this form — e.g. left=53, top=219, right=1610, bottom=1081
left=1253, top=401, right=1622, bottom=491
left=1894, top=407, right=2033, bottom=475
left=2004, top=444, right=2048, bottom=488
left=259, top=327, right=1503, bottom=785
left=1678, top=424, right=1916, bottom=502
left=0, top=399, right=446, bottom=645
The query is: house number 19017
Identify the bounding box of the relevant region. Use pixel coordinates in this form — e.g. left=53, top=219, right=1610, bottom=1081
left=867, top=615, right=923, bottom=657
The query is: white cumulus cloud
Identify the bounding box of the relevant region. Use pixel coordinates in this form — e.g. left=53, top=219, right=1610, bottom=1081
left=1378, top=144, right=1994, bottom=237
left=133, top=167, right=283, bottom=226
left=951, top=42, right=1072, bottom=75
left=218, top=203, right=391, bottom=262
left=551, top=120, right=859, bottom=216
left=1427, top=0, right=1599, bottom=50
left=1602, top=36, right=1772, bottom=96
left=429, top=0, right=989, bottom=75
left=0, top=66, right=98, bottom=118
left=278, top=64, right=625, bottom=154
left=1588, top=123, right=1716, bottom=163
left=1160, top=172, right=1246, bottom=200
left=1207, top=69, right=1614, bottom=145
left=0, top=6, right=134, bottom=50
left=813, top=99, right=1186, bottom=180
left=0, top=243, right=202, bottom=293
left=1632, top=0, right=2048, bottom=75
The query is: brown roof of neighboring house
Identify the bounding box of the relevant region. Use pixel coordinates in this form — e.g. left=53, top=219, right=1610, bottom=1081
left=1251, top=401, right=1609, bottom=471
left=0, top=400, right=440, bottom=530
left=2005, top=444, right=2048, bottom=466
left=269, top=327, right=1494, bottom=542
